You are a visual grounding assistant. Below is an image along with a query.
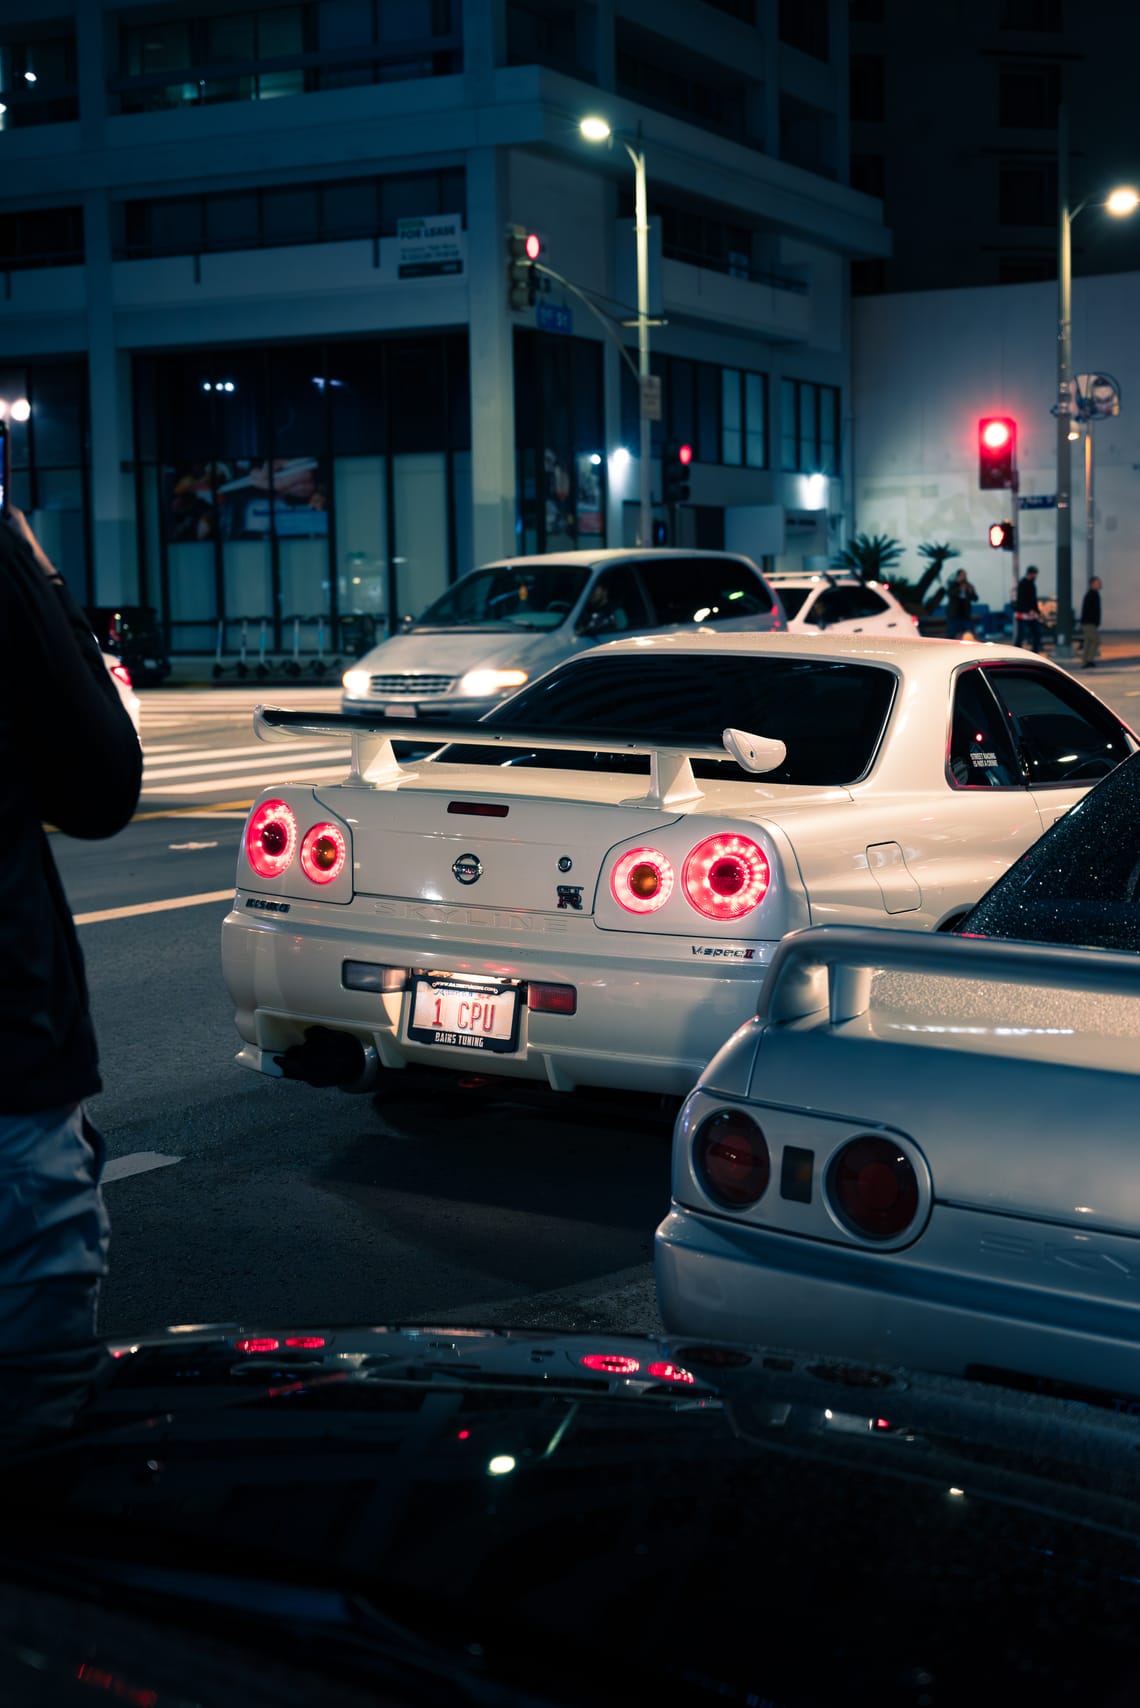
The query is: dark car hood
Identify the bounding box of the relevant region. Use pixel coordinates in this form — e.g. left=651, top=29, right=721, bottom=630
left=4, top=1322, right=1140, bottom=1707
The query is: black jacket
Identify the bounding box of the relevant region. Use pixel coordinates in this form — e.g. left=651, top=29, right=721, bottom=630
left=1081, top=587, right=1101, bottom=626
left=946, top=579, right=977, bottom=619
left=0, top=523, right=142, bottom=1113
left=1015, top=576, right=1041, bottom=616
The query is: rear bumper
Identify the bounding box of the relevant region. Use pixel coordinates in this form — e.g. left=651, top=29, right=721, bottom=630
left=655, top=1205, right=1140, bottom=1398
left=222, top=898, right=776, bottom=1096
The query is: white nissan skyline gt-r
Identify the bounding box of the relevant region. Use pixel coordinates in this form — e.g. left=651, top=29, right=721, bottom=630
left=220, top=633, right=1135, bottom=1100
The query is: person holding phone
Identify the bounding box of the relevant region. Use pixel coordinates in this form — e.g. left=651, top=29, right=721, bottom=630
left=0, top=508, right=141, bottom=1439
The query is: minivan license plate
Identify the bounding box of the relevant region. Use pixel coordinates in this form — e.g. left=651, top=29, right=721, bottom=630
left=408, top=976, right=519, bottom=1054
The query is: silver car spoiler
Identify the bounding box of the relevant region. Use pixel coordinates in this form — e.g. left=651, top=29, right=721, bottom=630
left=760, top=923, right=1140, bottom=1028
left=253, top=705, right=786, bottom=809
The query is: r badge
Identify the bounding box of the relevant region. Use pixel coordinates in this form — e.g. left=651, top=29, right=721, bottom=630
left=452, top=852, right=483, bottom=886
left=556, top=885, right=583, bottom=911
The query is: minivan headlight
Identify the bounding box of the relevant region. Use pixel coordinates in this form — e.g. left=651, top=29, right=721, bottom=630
left=342, top=668, right=370, bottom=698
left=459, top=669, right=529, bottom=697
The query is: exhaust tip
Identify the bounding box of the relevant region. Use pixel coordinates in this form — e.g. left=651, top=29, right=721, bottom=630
left=275, top=1026, right=378, bottom=1091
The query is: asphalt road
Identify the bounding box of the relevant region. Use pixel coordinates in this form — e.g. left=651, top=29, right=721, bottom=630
left=53, top=663, right=1140, bottom=1342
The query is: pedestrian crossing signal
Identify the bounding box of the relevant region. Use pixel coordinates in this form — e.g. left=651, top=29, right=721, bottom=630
left=988, top=520, right=1015, bottom=551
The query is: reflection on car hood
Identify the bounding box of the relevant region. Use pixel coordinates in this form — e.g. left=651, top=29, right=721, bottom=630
left=5, top=1323, right=1140, bottom=1705
left=356, top=628, right=567, bottom=677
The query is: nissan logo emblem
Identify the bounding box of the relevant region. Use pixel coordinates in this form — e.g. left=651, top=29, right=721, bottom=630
left=452, top=852, right=483, bottom=885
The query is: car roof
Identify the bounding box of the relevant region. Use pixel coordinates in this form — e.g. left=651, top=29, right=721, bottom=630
left=586, top=630, right=1031, bottom=670
left=767, top=571, right=887, bottom=586
left=477, top=548, right=760, bottom=570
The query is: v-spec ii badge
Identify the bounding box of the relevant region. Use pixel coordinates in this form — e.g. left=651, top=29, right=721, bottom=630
left=452, top=852, right=483, bottom=886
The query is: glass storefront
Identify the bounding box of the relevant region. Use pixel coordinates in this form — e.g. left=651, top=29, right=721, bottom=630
left=0, top=358, right=90, bottom=600
left=513, top=329, right=605, bottom=556
left=133, top=334, right=470, bottom=654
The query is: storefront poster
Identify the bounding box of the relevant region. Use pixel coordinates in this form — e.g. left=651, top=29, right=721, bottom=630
left=164, top=459, right=329, bottom=541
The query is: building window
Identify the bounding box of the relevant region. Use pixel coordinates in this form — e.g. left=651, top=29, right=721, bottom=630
left=0, top=22, right=78, bottom=126
left=117, top=168, right=465, bottom=258
left=621, top=192, right=807, bottom=292
left=851, top=257, right=887, bottom=295
left=112, top=0, right=462, bottom=114
left=514, top=329, right=605, bottom=556
left=778, top=0, right=829, bottom=61
left=700, top=0, right=756, bottom=20
left=851, top=152, right=885, bottom=198
left=1001, top=0, right=1062, bottom=27
left=0, top=205, right=83, bottom=269
left=782, top=380, right=840, bottom=475
left=999, top=64, right=1061, bottom=128
left=780, top=94, right=837, bottom=178
left=850, top=0, right=885, bottom=20
left=998, top=253, right=1055, bottom=283
left=999, top=162, right=1057, bottom=226
left=850, top=53, right=885, bottom=122
left=621, top=358, right=766, bottom=468
left=615, top=20, right=760, bottom=147
left=506, top=1, right=594, bottom=79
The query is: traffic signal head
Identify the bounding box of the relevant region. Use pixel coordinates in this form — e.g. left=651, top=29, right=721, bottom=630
left=988, top=520, right=1015, bottom=551
left=505, top=224, right=540, bottom=310
left=979, top=417, right=1016, bottom=489
left=663, top=442, right=692, bottom=504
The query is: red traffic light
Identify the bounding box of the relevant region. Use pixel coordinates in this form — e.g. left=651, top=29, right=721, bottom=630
left=678, top=443, right=693, bottom=466
left=525, top=232, right=541, bottom=261
left=988, top=522, right=1006, bottom=548
left=978, top=416, right=1016, bottom=490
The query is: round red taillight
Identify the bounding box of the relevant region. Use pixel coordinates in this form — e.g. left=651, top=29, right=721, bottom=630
left=300, top=821, right=347, bottom=885
left=682, top=834, right=769, bottom=921
left=611, top=846, right=675, bottom=913
left=827, top=1136, right=919, bottom=1242
left=246, top=800, right=297, bottom=878
left=694, top=1109, right=770, bottom=1208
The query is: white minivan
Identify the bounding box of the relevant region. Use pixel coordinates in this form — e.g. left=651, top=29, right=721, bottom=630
left=341, top=548, right=785, bottom=720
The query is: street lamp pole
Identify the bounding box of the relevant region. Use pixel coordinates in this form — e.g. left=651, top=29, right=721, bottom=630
left=627, top=140, right=652, bottom=547
left=1055, top=101, right=1074, bottom=658
left=580, top=115, right=654, bottom=546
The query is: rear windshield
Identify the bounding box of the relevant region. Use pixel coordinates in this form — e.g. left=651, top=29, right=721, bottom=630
left=961, top=753, right=1140, bottom=953
left=442, top=654, right=897, bottom=787
left=417, top=565, right=590, bottom=631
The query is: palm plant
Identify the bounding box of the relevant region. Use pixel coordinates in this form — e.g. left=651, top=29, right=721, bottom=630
left=830, top=533, right=904, bottom=582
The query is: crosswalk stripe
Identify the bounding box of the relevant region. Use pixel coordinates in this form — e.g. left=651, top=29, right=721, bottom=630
left=75, top=888, right=234, bottom=925
left=143, top=745, right=349, bottom=780
left=139, top=764, right=350, bottom=796
left=143, top=739, right=350, bottom=766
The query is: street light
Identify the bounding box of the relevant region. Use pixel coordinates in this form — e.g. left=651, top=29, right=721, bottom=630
left=1055, top=103, right=1137, bottom=657
left=580, top=114, right=653, bottom=547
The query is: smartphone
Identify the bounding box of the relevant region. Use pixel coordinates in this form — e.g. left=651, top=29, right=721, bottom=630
left=0, top=419, right=9, bottom=518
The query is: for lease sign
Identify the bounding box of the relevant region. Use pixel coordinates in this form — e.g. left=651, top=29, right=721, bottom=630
left=396, top=213, right=464, bottom=278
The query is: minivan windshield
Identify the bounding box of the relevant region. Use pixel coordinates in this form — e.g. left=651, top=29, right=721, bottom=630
left=444, top=654, right=897, bottom=786
left=416, top=564, right=591, bottom=631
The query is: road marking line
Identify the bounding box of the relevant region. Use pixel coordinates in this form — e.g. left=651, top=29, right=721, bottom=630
left=75, top=889, right=233, bottom=925
left=168, top=840, right=219, bottom=850
left=128, top=801, right=255, bottom=822
left=103, top=1151, right=183, bottom=1184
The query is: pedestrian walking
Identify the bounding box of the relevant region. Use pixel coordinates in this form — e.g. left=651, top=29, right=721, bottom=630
left=944, top=567, right=979, bottom=640
left=1081, top=576, right=1102, bottom=669
left=1014, top=565, right=1043, bottom=652
left=0, top=509, right=141, bottom=1438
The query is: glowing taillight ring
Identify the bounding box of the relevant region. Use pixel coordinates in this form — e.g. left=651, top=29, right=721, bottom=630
left=246, top=799, right=298, bottom=878
left=300, top=822, right=347, bottom=885
left=682, top=834, right=770, bottom=921
left=611, top=846, right=675, bottom=914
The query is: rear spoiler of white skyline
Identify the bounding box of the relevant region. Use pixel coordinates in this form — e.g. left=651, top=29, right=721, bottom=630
left=253, top=706, right=786, bottom=809
left=760, top=923, right=1140, bottom=1028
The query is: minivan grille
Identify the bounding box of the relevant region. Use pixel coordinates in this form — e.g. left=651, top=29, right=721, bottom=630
left=369, top=674, right=455, bottom=696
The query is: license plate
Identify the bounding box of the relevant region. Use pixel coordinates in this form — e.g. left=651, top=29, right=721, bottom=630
left=407, top=976, right=520, bottom=1054
left=143, top=658, right=157, bottom=668
left=385, top=704, right=416, bottom=718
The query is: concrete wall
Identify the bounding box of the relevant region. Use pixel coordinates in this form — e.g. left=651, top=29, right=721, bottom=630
left=852, top=271, right=1140, bottom=624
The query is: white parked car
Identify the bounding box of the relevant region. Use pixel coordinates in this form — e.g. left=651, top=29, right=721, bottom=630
left=767, top=571, right=915, bottom=636
left=341, top=548, right=784, bottom=720
left=221, top=634, right=1133, bottom=1100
